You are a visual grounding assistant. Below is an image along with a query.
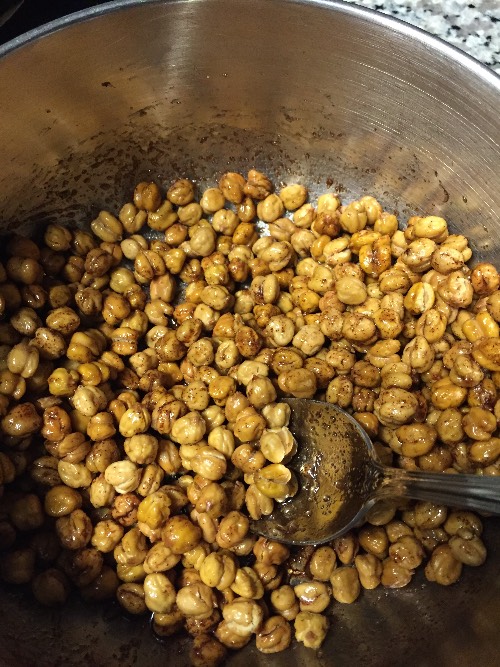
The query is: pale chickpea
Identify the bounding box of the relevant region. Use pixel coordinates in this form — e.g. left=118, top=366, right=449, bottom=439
left=200, top=187, right=225, bottom=214
left=273, top=183, right=307, bottom=212
left=222, top=596, right=263, bottom=636
left=170, top=411, right=206, bottom=445
left=143, top=572, right=176, bottom=613
left=119, top=404, right=151, bottom=437
left=105, top=460, right=141, bottom=494
left=231, top=566, right=265, bottom=599
left=177, top=581, right=216, bottom=619
left=71, top=385, right=107, bottom=417
left=190, top=445, right=227, bottom=481
left=294, top=611, right=329, bottom=649
left=123, top=434, right=158, bottom=465
left=294, top=580, right=330, bottom=613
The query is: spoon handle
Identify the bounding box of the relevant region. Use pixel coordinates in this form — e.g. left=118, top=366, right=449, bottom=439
left=374, top=466, right=500, bottom=515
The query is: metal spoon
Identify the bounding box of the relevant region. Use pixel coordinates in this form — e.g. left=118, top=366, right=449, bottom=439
left=250, top=398, right=500, bottom=545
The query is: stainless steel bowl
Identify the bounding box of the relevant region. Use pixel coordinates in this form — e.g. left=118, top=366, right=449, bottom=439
left=0, top=1, right=499, bottom=665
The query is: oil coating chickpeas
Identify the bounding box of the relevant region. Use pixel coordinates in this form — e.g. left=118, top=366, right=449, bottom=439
left=1, top=173, right=500, bottom=662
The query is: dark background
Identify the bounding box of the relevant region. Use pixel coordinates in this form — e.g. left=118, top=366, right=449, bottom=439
left=0, top=0, right=104, bottom=44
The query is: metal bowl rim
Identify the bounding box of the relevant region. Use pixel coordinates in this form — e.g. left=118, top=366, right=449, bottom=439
left=0, top=0, right=498, bottom=89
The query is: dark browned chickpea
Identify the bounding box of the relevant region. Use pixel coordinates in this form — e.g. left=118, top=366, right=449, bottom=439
left=32, top=568, right=70, bottom=606
left=134, top=181, right=162, bottom=211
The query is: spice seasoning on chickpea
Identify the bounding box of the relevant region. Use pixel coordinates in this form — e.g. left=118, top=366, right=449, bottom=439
left=1, top=171, right=500, bottom=661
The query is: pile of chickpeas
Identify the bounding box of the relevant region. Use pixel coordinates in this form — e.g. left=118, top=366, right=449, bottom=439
left=0, top=168, right=499, bottom=665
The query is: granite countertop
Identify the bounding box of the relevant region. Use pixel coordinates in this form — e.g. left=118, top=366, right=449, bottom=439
left=344, top=0, right=500, bottom=73
left=0, top=0, right=499, bottom=74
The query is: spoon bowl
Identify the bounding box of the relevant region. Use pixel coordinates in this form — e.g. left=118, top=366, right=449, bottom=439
left=250, top=398, right=500, bottom=545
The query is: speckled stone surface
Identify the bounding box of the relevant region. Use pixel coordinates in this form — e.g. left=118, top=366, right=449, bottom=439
left=344, top=0, right=500, bottom=73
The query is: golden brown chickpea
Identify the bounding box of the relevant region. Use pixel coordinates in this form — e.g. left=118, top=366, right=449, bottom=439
left=278, top=368, right=317, bottom=399
left=1, top=401, right=41, bottom=437
left=333, top=532, right=359, bottom=565
left=44, top=485, right=82, bottom=517
left=270, top=584, right=299, bottom=621
left=354, top=553, right=383, bottom=590
left=162, top=515, right=202, bottom=554
left=132, top=181, right=161, bottom=211
left=448, top=534, right=487, bottom=567
left=380, top=558, right=413, bottom=588
left=80, top=565, right=119, bottom=602
left=308, top=545, right=337, bottom=581
left=424, top=544, right=462, bottom=585
left=253, top=463, right=297, bottom=501
left=216, top=511, right=249, bottom=549
left=329, top=566, right=360, bottom=603
left=114, top=526, right=148, bottom=568
left=413, top=501, right=448, bottom=529
left=470, top=262, right=499, bottom=295
left=255, top=615, right=292, bottom=654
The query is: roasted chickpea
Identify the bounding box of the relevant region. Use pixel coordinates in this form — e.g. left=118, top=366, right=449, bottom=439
left=294, top=611, right=329, bottom=649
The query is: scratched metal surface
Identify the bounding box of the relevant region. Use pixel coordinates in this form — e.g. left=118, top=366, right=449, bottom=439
left=0, top=1, right=499, bottom=665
